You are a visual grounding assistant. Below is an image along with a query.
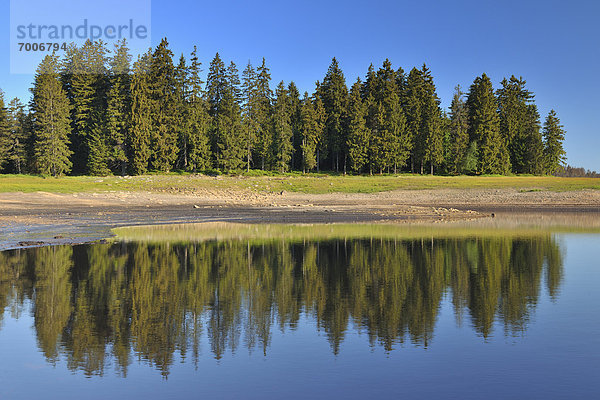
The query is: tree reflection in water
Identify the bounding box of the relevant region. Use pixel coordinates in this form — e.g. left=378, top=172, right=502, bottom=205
left=0, top=234, right=563, bottom=377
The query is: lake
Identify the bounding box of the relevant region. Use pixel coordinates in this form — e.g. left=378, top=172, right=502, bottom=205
left=0, top=223, right=599, bottom=399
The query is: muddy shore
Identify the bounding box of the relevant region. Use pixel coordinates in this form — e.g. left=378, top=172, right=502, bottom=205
left=1, top=188, right=599, bottom=250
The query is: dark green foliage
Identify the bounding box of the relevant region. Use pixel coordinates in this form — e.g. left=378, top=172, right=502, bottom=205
left=272, top=81, right=294, bottom=172
left=106, top=40, right=131, bottom=175
left=3, top=39, right=567, bottom=177
left=467, top=74, right=510, bottom=174
left=346, top=80, right=369, bottom=172
left=403, top=67, right=424, bottom=172
left=31, top=55, right=73, bottom=176
left=370, top=60, right=410, bottom=173
left=4, top=98, right=28, bottom=174
left=149, top=38, right=178, bottom=172
left=207, top=54, right=245, bottom=171
left=129, top=51, right=153, bottom=174
left=287, top=82, right=302, bottom=170
left=62, top=40, right=109, bottom=175
left=0, top=92, right=9, bottom=170
left=299, top=92, right=319, bottom=172
left=254, top=58, right=274, bottom=170
left=449, top=86, right=469, bottom=174
left=319, top=58, right=348, bottom=171
left=241, top=61, right=258, bottom=171
left=542, top=110, right=566, bottom=174
left=497, top=76, right=542, bottom=174
left=185, top=46, right=211, bottom=172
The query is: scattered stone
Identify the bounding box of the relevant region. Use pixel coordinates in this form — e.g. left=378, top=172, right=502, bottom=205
left=193, top=205, right=200, bottom=209
left=17, top=241, right=45, bottom=247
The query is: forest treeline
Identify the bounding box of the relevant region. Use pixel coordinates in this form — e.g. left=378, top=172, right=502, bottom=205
left=0, top=236, right=563, bottom=376
left=0, top=38, right=567, bottom=177
left=555, top=164, right=600, bottom=178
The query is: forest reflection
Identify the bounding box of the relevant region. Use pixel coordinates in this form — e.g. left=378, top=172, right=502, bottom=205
left=0, top=234, right=563, bottom=377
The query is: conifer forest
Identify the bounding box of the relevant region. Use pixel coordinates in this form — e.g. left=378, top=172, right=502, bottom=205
left=0, top=38, right=567, bottom=177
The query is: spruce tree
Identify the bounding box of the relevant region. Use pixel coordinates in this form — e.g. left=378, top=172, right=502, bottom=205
left=0, top=91, right=9, bottom=171
left=376, top=60, right=410, bottom=173
left=369, top=102, right=390, bottom=174
left=542, top=110, right=566, bottom=174
left=6, top=98, right=28, bottom=173
left=174, top=54, right=188, bottom=169
left=272, top=81, right=293, bottom=172
left=497, top=76, right=540, bottom=173
left=320, top=58, right=348, bottom=171
left=106, top=39, right=131, bottom=175
left=149, top=38, right=178, bottom=171
left=404, top=67, right=424, bottom=172
left=241, top=61, right=258, bottom=171
left=129, top=51, right=153, bottom=174
left=313, top=94, right=327, bottom=172
left=186, top=46, right=211, bottom=171
left=254, top=58, right=273, bottom=170
left=299, top=92, right=318, bottom=173
left=207, top=55, right=244, bottom=171
left=467, top=74, right=509, bottom=174
left=449, top=85, right=469, bottom=174
left=346, top=80, right=369, bottom=172
left=31, top=55, right=73, bottom=176
left=525, top=104, right=544, bottom=175
left=287, top=82, right=302, bottom=170
left=62, top=40, right=109, bottom=175
left=421, top=65, right=443, bottom=175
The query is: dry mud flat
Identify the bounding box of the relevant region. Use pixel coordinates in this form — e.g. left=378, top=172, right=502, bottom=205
left=1, top=188, right=599, bottom=250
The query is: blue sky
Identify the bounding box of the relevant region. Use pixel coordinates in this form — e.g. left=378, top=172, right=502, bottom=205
left=1, top=0, right=598, bottom=170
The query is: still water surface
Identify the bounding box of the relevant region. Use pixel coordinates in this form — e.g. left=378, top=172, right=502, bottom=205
left=0, top=224, right=598, bottom=399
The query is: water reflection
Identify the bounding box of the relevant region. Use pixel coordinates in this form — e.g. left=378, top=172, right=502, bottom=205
left=0, top=234, right=563, bottom=377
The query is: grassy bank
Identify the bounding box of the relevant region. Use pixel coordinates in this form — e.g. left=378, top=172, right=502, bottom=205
left=1, top=173, right=599, bottom=194
left=112, top=222, right=600, bottom=244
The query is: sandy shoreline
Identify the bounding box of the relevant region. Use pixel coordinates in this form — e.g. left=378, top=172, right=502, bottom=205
left=1, top=188, right=599, bottom=250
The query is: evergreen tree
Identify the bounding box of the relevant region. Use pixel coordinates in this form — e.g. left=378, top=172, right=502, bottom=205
left=173, top=54, right=188, bottom=169
left=287, top=82, right=302, bottom=170
left=346, top=80, right=369, bottom=172
left=241, top=61, right=258, bottom=171
left=0, top=91, right=9, bottom=171
left=313, top=94, right=327, bottom=172
left=62, top=40, right=109, bottom=175
left=377, top=60, right=410, bottom=173
left=31, top=55, right=73, bottom=176
left=207, top=55, right=244, bottom=171
left=467, top=74, right=509, bottom=174
left=497, top=76, right=541, bottom=173
left=185, top=46, right=211, bottom=171
left=449, top=85, right=469, bottom=174
left=421, top=65, right=443, bottom=174
left=525, top=103, right=544, bottom=175
left=5, top=98, right=28, bottom=173
left=149, top=38, right=178, bottom=171
left=369, top=102, right=390, bottom=174
left=404, top=67, right=424, bottom=172
left=106, top=39, right=131, bottom=175
left=542, top=110, right=566, bottom=174
left=254, top=58, right=273, bottom=170
left=129, top=51, right=153, bottom=174
left=299, top=92, right=318, bottom=173
left=319, top=58, right=348, bottom=171
left=272, top=81, right=293, bottom=172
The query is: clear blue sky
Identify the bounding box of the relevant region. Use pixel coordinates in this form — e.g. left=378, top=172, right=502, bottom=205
left=1, top=0, right=598, bottom=170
